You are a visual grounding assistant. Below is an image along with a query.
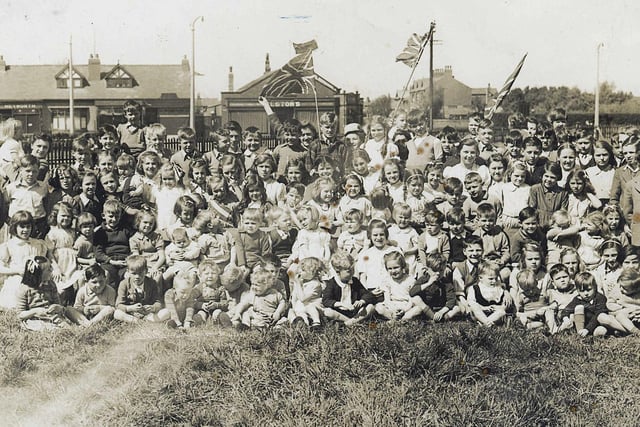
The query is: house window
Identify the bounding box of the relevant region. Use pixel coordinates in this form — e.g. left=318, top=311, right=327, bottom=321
left=51, top=108, right=88, bottom=132
left=57, top=79, right=84, bottom=89
left=106, top=78, right=133, bottom=88
left=105, top=66, right=135, bottom=88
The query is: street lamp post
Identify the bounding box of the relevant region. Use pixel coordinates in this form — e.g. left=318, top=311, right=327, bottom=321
left=190, top=16, right=204, bottom=131
left=594, top=42, right=604, bottom=136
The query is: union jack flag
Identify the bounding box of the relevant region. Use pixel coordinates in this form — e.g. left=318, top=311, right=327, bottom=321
left=261, top=40, right=318, bottom=97
left=485, top=53, right=528, bottom=120
left=396, top=33, right=428, bottom=68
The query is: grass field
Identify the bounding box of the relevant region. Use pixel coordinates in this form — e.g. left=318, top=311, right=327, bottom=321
left=1, top=311, right=639, bottom=427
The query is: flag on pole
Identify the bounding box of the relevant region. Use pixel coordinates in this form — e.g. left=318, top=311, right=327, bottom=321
left=260, top=40, right=318, bottom=97
left=485, top=53, right=528, bottom=120
left=396, top=33, right=429, bottom=68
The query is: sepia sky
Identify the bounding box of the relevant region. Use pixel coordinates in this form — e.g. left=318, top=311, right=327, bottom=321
left=1, top=0, right=639, bottom=100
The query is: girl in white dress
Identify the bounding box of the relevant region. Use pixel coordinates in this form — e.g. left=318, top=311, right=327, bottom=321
left=0, top=211, right=52, bottom=309
left=45, top=202, right=78, bottom=304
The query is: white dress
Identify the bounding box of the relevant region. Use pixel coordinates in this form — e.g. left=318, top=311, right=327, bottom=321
left=45, top=226, right=77, bottom=290
left=0, top=237, right=49, bottom=309
left=153, top=186, right=185, bottom=232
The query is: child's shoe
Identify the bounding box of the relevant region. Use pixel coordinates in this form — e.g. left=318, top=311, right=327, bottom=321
left=291, top=316, right=306, bottom=328
left=218, top=312, right=232, bottom=328
left=192, top=313, right=205, bottom=326
left=166, top=319, right=179, bottom=329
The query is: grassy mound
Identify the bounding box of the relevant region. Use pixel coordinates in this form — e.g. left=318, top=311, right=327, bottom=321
left=1, top=313, right=639, bottom=426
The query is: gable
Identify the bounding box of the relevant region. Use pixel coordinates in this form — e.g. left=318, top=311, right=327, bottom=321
left=54, top=65, right=87, bottom=88
left=103, top=64, right=137, bottom=88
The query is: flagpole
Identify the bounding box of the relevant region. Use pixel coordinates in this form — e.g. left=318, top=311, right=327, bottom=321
left=311, top=77, right=321, bottom=137
left=392, top=22, right=435, bottom=123
left=429, top=23, right=434, bottom=129
left=594, top=42, right=604, bottom=138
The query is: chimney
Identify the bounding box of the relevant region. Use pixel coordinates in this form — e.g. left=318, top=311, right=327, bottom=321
left=181, top=55, right=190, bottom=72
left=265, top=53, right=271, bottom=74
left=88, top=53, right=101, bottom=81
left=444, top=65, right=452, bottom=77
left=228, top=66, right=234, bottom=91
left=0, top=55, right=5, bottom=71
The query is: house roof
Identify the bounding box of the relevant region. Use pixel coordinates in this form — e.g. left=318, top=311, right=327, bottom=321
left=235, top=69, right=340, bottom=96
left=0, top=62, right=190, bottom=101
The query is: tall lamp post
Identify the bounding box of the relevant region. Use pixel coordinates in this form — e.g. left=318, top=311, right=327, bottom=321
left=594, top=42, right=604, bottom=136
left=190, top=16, right=204, bottom=131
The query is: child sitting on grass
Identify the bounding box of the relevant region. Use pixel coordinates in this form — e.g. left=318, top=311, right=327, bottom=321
left=114, top=255, right=162, bottom=323
left=220, top=266, right=250, bottom=328
left=159, top=274, right=202, bottom=330
left=560, top=272, right=624, bottom=337
left=228, top=208, right=272, bottom=274
left=466, top=261, right=512, bottom=327
left=289, top=257, right=325, bottom=329
left=544, top=264, right=578, bottom=334
left=73, top=264, right=116, bottom=326
left=163, top=227, right=202, bottom=283
left=375, top=251, right=426, bottom=321
left=356, top=219, right=401, bottom=290
left=513, top=269, right=550, bottom=330
left=0, top=211, right=52, bottom=310
left=232, top=269, right=286, bottom=329
left=609, top=267, right=640, bottom=334
left=322, top=251, right=376, bottom=325
left=452, top=235, right=484, bottom=316
left=16, top=256, right=81, bottom=330
left=194, top=260, right=232, bottom=327
left=411, top=252, right=456, bottom=322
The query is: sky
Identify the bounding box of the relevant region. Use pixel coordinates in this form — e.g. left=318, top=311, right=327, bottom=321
left=1, top=0, right=639, bottom=101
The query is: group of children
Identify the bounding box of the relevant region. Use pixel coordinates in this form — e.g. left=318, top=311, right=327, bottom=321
left=1, top=99, right=640, bottom=337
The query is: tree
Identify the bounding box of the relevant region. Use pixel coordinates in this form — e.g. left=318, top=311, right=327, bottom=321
left=367, top=95, right=392, bottom=117
left=600, top=81, right=633, bottom=104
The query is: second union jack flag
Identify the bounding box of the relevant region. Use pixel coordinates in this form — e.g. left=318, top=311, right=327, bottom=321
left=396, top=33, right=428, bottom=68
left=261, top=40, right=318, bottom=97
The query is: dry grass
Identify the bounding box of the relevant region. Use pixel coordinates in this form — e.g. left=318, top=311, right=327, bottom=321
left=0, top=313, right=639, bottom=426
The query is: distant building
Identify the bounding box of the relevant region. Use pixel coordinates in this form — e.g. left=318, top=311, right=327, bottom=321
left=402, top=66, right=495, bottom=119
left=0, top=54, right=193, bottom=136
left=220, top=55, right=363, bottom=136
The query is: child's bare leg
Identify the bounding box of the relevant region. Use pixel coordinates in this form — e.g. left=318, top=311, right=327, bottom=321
left=65, top=307, right=91, bottom=326
left=422, top=306, right=436, bottom=320
left=375, top=303, right=395, bottom=320
left=90, top=306, right=115, bottom=324
left=114, top=309, right=138, bottom=323
left=401, top=305, right=424, bottom=321
left=596, top=313, right=626, bottom=333
left=306, top=305, right=321, bottom=325
left=527, top=320, right=545, bottom=330
left=445, top=306, right=461, bottom=319
left=593, top=326, right=608, bottom=336
left=145, top=310, right=167, bottom=322
left=324, top=308, right=351, bottom=323
left=615, top=310, right=640, bottom=334
left=516, top=312, right=528, bottom=326
left=545, top=309, right=558, bottom=333
left=241, top=309, right=252, bottom=327
left=486, top=308, right=506, bottom=326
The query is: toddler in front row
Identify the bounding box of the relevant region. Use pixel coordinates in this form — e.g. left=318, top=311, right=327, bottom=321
left=232, top=269, right=286, bottom=328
